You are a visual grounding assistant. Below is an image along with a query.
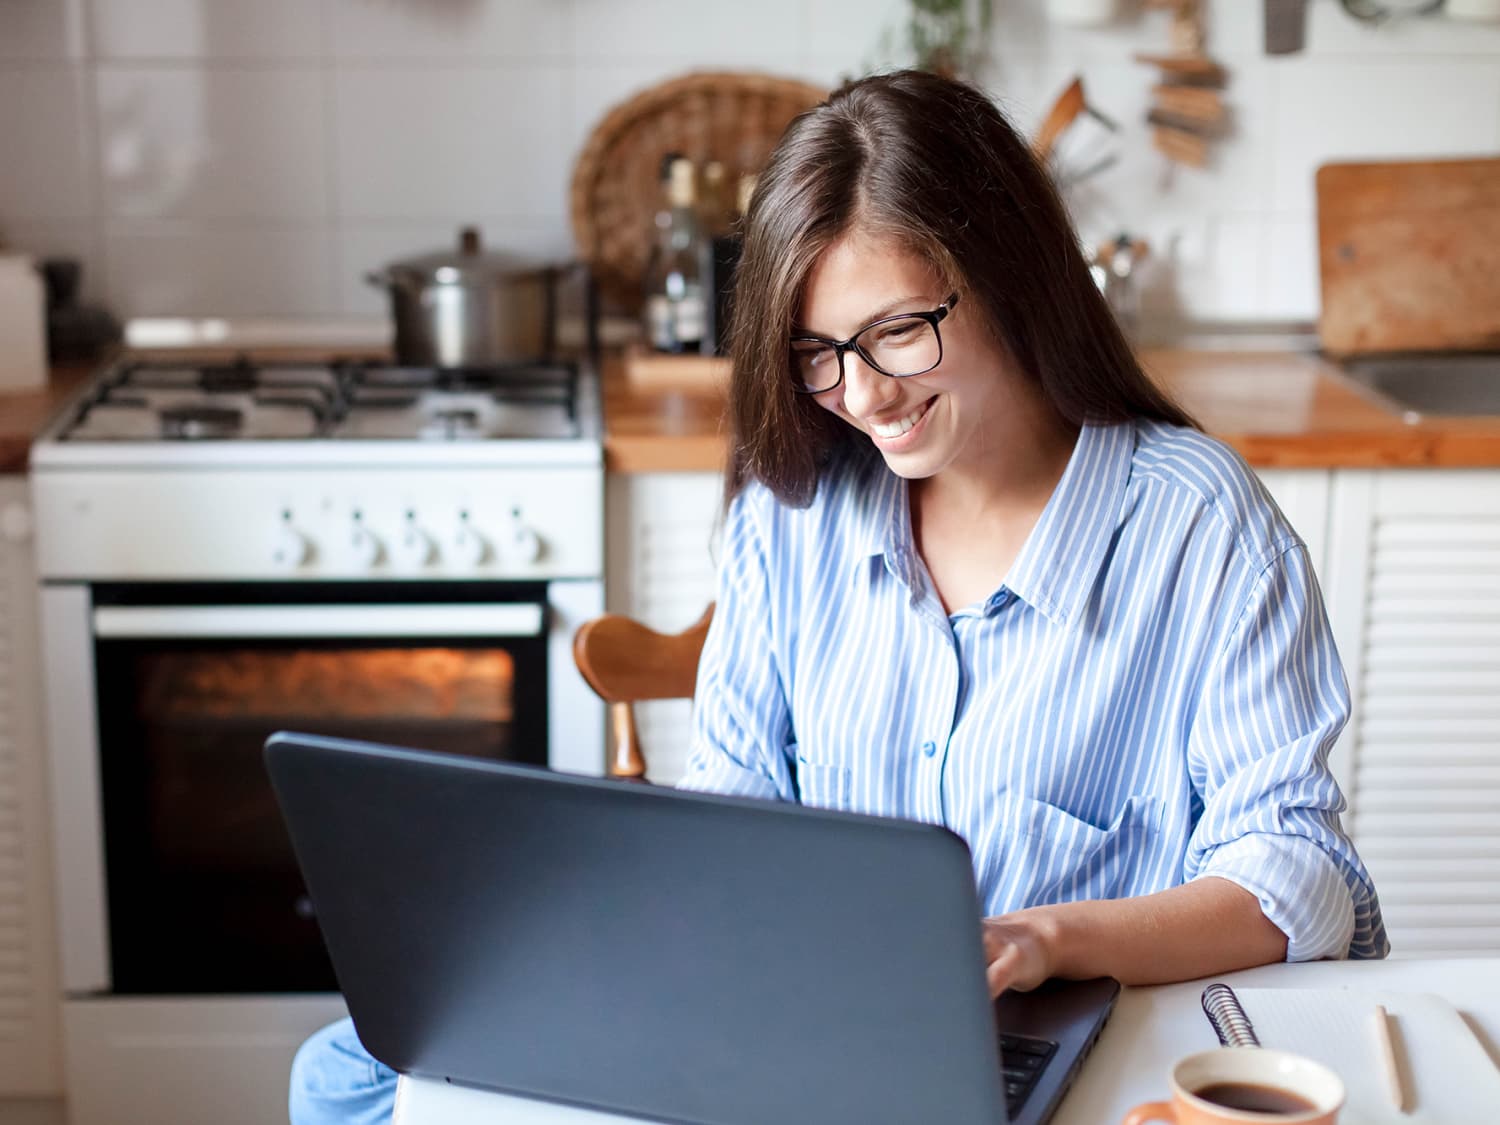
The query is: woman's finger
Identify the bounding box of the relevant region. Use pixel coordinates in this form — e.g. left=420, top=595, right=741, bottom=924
left=985, top=943, right=1022, bottom=998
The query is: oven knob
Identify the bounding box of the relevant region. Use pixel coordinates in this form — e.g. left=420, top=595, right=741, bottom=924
left=508, top=521, right=544, bottom=565
left=343, top=522, right=383, bottom=570
left=450, top=523, right=490, bottom=568
left=392, top=519, right=436, bottom=569
left=271, top=522, right=311, bottom=569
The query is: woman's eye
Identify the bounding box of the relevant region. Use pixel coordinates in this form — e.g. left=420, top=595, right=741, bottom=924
left=877, top=321, right=920, bottom=343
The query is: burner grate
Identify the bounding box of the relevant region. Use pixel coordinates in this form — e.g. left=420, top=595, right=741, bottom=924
left=342, top=361, right=580, bottom=421
left=57, top=356, right=586, bottom=442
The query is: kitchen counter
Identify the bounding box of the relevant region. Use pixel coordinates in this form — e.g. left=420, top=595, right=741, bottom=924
left=601, top=347, right=1500, bottom=473
left=12, top=347, right=1500, bottom=476
left=0, top=363, right=93, bottom=474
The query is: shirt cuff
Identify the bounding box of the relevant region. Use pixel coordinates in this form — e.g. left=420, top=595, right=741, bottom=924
left=1194, top=832, right=1356, bottom=962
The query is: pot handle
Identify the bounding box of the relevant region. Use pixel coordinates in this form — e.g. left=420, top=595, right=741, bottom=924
left=364, top=269, right=392, bottom=289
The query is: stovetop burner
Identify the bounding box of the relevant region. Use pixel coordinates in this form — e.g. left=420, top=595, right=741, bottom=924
left=160, top=404, right=244, bottom=440
left=423, top=408, right=482, bottom=441
left=57, top=357, right=586, bottom=442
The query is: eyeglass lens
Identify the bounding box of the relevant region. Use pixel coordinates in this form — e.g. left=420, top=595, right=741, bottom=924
left=792, top=316, right=942, bottom=392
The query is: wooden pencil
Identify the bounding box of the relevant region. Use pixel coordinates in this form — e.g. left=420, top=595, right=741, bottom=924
left=1370, top=1004, right=1411, bottom=1114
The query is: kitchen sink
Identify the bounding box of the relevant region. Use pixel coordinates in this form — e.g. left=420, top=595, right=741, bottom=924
left=1337, top=353, right=1500, bottom=417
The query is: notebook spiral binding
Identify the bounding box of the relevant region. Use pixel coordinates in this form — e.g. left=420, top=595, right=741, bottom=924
left=1201, top=983, right=1262, bottom=1048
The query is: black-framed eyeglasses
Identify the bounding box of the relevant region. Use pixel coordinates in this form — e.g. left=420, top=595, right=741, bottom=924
left=789, top=293, right=960, bottom=394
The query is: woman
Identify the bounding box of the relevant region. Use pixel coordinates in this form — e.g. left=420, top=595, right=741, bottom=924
left=674, top=68, right=1384, bottom=996
left=289, top=69, right=1385, bottom=1124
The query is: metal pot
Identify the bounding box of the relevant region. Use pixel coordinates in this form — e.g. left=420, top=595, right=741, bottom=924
left=366, top=227, right=556, bottom=368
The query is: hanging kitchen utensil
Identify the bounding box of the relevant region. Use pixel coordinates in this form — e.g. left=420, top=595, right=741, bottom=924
left=1136, top=1, right=1230, bottom=172
left=1034, top=77, right=1086, bottom=162
left=1338, top=0, right=1443, bottom=23
left=1264, top=0, right=1309, bottom=54
left=1034, top=77, right=1121, bottom=187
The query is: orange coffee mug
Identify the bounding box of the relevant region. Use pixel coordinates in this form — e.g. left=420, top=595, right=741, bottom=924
left=1122, top=1047, right=1344, bottom=1124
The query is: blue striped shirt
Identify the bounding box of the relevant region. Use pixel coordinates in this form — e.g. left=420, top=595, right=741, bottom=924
left=680, top=419, right=1388, bottom=962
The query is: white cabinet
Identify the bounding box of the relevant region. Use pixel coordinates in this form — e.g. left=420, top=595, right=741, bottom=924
left=0, top=476, right=61, bottom=1093
left=1256, top=469, right=1348, bottom=785
left=1324, top=470, right=1500, bottom=959
left=605, top=473, right=722, bottom=785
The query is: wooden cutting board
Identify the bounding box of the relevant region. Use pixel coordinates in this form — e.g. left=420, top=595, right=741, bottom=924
left=1316, top=157, right=1500, bottom=356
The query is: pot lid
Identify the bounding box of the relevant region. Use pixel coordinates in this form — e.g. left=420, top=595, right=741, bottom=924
left=383, top=227, right=549, bottom=285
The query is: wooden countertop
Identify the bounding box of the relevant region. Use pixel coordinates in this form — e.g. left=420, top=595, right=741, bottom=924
left=602, top=348, right=1500, bottom=473
left=9, top=349, right=1499, bottom=476
left=0, top=364, right=93, bottom=474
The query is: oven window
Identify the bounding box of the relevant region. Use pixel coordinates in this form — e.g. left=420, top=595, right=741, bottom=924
left=95, top=632, right=547, bottom=994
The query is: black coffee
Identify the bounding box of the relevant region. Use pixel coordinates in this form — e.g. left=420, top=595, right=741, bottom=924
left=1194, top=1081, right=1319, bottom=1115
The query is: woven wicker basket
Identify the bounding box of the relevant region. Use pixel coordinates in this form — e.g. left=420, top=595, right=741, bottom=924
left=570, top=70, right=828, bottom=308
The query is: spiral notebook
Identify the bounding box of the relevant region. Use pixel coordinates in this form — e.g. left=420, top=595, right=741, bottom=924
left=1203, top=986, right=1500, bottom=1124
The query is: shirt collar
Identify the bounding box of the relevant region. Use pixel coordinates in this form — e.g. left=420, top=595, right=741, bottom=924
left=1003, top=421, right=1136, bottom=627
left=846, top=421, right=1137, bottom=620
left=864, top=462, right=925, bottom=591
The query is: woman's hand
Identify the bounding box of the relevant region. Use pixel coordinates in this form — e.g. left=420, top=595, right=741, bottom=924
left=981, top=908, right=1062, bottom=997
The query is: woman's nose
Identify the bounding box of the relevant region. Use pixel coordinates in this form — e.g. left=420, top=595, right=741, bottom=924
left=838, top=350, right=898, bottom=419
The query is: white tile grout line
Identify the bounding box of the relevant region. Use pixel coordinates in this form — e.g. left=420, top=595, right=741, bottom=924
left=319, top=0, right=342, bottom=314
left=77, top=0, right=110, bottom=316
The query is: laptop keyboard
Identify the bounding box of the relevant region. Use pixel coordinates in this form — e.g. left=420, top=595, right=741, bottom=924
left=998, top=1032, right=1057, bottom=1115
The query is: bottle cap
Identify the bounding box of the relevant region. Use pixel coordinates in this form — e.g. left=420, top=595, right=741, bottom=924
left=668, top=158, right=696, bottom=208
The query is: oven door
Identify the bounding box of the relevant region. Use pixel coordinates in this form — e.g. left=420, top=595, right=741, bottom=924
left=40, top=580, right=599, bottom=996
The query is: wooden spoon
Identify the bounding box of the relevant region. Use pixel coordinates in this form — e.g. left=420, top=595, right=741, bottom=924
left=1033, top=77, right=1086, bottom=162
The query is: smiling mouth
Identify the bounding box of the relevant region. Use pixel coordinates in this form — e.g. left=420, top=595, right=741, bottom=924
left=869, top=398, right=933, bottom=439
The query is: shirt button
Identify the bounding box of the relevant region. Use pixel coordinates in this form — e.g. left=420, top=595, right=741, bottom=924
left=921, top=740, right=937, bottom=758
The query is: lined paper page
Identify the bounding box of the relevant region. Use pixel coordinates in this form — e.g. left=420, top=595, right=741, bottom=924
left=1235, top=988, right=1500, bottom=1125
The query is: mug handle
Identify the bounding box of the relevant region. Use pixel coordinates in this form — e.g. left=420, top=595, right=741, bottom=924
left=1121, top=1102, right=1177, bottom=1125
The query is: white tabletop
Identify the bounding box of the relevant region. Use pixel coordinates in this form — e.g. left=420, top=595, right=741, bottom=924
left=393, top=958, right=1500, bottom=1125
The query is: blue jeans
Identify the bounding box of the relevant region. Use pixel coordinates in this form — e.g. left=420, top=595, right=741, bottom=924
left=290, top=1017, right=399, bottom=1125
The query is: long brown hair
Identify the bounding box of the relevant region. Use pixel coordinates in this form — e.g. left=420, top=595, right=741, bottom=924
left=726, top=68, right=1194, bottom=507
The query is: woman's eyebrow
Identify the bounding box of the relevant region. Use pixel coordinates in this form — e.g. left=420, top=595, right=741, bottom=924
left=792, top=294, right=933, bottom=337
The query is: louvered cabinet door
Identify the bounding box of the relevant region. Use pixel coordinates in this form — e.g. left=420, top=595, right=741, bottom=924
left=0, top=477, right=61, bottom=1092
left=606, top=473, right=722, bottom=785
left=1326, top=469, right=1500, bottom=959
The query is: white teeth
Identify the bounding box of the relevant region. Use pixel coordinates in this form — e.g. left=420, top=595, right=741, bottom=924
left=870, top=401, right=929, bottom=439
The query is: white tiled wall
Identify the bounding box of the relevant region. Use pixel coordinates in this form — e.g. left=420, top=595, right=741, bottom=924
left=1, top=0, right=1498, bottom=321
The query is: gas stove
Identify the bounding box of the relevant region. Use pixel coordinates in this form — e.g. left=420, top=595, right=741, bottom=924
left=42, top=355, right=591, bottom=449
left=28, top=337, right=609, bottom=1125
left=30, top=353, right=604, bottom=579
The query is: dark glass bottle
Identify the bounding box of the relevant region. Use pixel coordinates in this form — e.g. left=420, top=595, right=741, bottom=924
left=641, top=157, right=707, bottom=354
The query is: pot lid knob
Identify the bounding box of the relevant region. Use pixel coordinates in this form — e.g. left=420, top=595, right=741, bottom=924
left=459, top=226, right=481, bottom=255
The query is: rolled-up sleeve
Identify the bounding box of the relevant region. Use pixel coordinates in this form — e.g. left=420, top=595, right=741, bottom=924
left=1185, top=543, right=1389, bottom=961
left=677, top=489, right=799, bottom=803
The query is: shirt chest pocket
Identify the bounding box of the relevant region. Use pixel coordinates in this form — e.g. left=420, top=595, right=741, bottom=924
left=1007, top=793, right=1165, bottom=905
left=795, top=758, right=852, bottom=810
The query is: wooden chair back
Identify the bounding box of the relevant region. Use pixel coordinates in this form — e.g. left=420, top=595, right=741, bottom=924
left=572, top=605, right=715, bottom=780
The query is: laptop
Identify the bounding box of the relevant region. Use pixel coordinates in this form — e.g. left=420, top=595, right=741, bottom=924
left=266, top=732, right=1118, bottom=1125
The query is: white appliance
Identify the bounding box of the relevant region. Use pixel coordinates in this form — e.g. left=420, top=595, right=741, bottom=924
left=0, top=253, right=47, bottom=390
left=29, top=351, right=605, bottom=1125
